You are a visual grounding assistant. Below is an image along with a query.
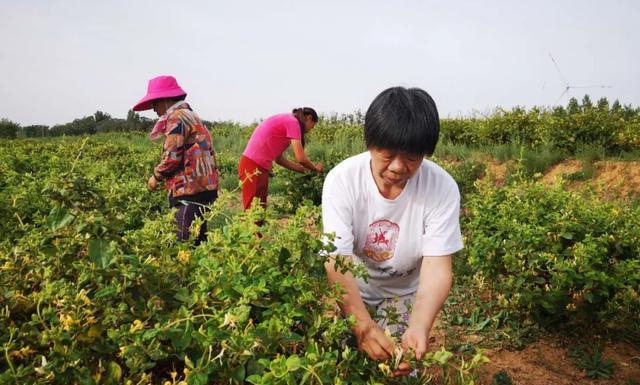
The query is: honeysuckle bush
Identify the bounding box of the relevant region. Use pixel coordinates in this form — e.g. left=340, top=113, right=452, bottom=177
left=463, top=176, right=640, bottom=339
left=0, top=136, right=165, bottom=247
left=1, top=137, right=488, bottom=384
left=1, top=194, right=487, bottom=385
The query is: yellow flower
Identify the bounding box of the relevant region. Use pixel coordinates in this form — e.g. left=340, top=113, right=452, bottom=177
left=9, top=346, right=35, bottom=359
left=222, top=312, right=239, bottom=328
left=59, top=313, right=76, bottom=331
left=77, top=289, right=93, bottom=306
left=177, top=250, right=190, bottom=263
left=378, top=362, right=392, bottom=377
left=130, top=319, right=145, bottom=332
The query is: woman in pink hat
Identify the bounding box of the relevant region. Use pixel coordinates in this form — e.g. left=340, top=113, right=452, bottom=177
left=238, top=107, right=323, bottom=211
left=133, top=75, right=219, bottom=244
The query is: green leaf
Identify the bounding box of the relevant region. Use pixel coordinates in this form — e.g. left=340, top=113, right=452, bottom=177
left=168, top=325, right=192, bottom=352
left=184, top=355, right=195, bottom=369
left=188, top=372, right=208, bottom=385
left=174, top=287, right=190, bottom=303
left=94, top=286, right=118, bottom=299
left=278, top=247, right=291, bottom=267
left=474, top=317, right=491, bottom=331
left=88, top=239, right=113, bottom=268
left=286, top=355, right=301, bottom=372
left=231, top=364, right=246, bottom=382
left=246, top=374, right=262, bottom=384
left=269, top=358, right=288, bottom=378
left=433, top=348, right=453, bottom=365
left=104, top=361, right=122, bottom=385
left=47, top=207, right=74, bottom=231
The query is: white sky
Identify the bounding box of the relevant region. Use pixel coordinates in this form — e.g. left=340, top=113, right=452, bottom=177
left=1, top=0, right=638, bottom=126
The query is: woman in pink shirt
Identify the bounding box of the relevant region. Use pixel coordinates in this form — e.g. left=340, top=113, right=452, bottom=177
left=239, top=107, right=324, bottom=210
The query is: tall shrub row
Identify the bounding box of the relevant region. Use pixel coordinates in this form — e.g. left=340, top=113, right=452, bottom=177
left=463, top=178, right=640, bottom=336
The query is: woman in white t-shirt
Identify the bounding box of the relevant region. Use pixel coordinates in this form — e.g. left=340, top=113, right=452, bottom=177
left=322, top=86, right=463, bottom=376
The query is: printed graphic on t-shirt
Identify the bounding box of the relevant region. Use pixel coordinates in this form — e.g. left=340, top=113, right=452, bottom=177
left=363, top=220, right=399, bottom=262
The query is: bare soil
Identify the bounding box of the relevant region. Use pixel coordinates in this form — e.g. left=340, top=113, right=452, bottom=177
left=486, top=158, right=640, bottom=200
left=479, top=339, right=640, bottom=385
left=543, top=160, right=640, bottom=199
left=429, top=319, right=640, bottom=385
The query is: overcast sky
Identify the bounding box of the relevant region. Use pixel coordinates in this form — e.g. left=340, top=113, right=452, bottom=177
left=1, top=0, right=638, bottom=126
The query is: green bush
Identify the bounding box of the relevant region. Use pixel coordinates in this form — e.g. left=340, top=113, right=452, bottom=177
left=1, top=136, right=487, bottom=385
left=439, top=98, right=640, bottom=153
left=463, top=179, right=640, bottom=336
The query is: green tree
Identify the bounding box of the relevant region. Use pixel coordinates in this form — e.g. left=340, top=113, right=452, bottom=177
left=596, top=97, right=609, bottom=112
left=581, top=94, right=593, bottom=111
left=567, top=97, right=580, bottom=114
left=22, top=125, right=49, bottom=138
left=94, top=110, right=112, bottom=122
left=0, top=118, right=20, bottom=139
left=611, top=99, right=622, bottom=113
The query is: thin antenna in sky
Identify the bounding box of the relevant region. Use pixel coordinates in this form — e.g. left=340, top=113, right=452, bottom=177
left=548, top=53, right=612, bottom=105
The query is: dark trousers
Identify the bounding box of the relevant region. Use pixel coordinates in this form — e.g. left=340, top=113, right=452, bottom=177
left=169, top=190, right=218, bottom=244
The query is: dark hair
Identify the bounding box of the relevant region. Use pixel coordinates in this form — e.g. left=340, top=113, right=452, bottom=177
left=169, top=94, right=187, bottom=102
left=364, top=87, right=440, bottom=156
left=292, top=107, right=318, bottom=147
left=152, top=94, right=187, bottom=106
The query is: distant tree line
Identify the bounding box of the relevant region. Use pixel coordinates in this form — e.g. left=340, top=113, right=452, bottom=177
left=439, top=95, right=640, bottom=153
left=0, top=110, right=240, bottom=140
left=2, top=96, right=640, bottom=149
left=0, top=110, right=154, bottom=139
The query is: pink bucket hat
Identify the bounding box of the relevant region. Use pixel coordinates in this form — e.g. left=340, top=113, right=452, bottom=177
left=133, top=75, right=187, bottom=111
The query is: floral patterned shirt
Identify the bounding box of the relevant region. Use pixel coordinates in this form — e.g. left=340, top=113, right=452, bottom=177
left=153, top=102, right=219, bottom=197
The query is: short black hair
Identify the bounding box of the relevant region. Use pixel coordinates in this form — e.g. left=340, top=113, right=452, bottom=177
left=364, top=86, right=440, bottom=156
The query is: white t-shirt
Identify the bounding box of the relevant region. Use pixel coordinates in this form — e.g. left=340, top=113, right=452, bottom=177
left=322, top=151, right=463, bottom=305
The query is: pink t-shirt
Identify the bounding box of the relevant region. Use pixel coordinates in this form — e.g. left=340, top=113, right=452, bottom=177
left=243, top=113, right=302, bottom=170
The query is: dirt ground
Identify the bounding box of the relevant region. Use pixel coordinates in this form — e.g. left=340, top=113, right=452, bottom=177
left=429, top=319, right=640, bottom=385
left=538, top=160, right=640, bottom=199
left=434, top=160, right=640, bottom=384
left=481, top=158, right=640, bottom=199
left=480, top=339, right=640, bottom=385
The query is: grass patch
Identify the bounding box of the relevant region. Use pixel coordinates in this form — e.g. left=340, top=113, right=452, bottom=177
left=575, top=143, right=605, bottom=163
left=435, top=142, right=478, bottom=161
left=569, top=343, right=615, bottom=379
left=485, top=142, right=523, bottom=162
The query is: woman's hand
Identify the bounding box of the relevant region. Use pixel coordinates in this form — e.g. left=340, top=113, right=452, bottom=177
left=354, top=322, right=395, bottom=361
left=147, top=175, right=159, bottom=191
left=314, top=162, right=324, bottom=172
left=401, top=326, right=429, bottom=360
left=357, top=324, right=415, bottom=377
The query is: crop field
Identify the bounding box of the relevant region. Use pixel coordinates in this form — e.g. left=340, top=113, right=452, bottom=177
left=1, top=98, right=640, bottom=384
